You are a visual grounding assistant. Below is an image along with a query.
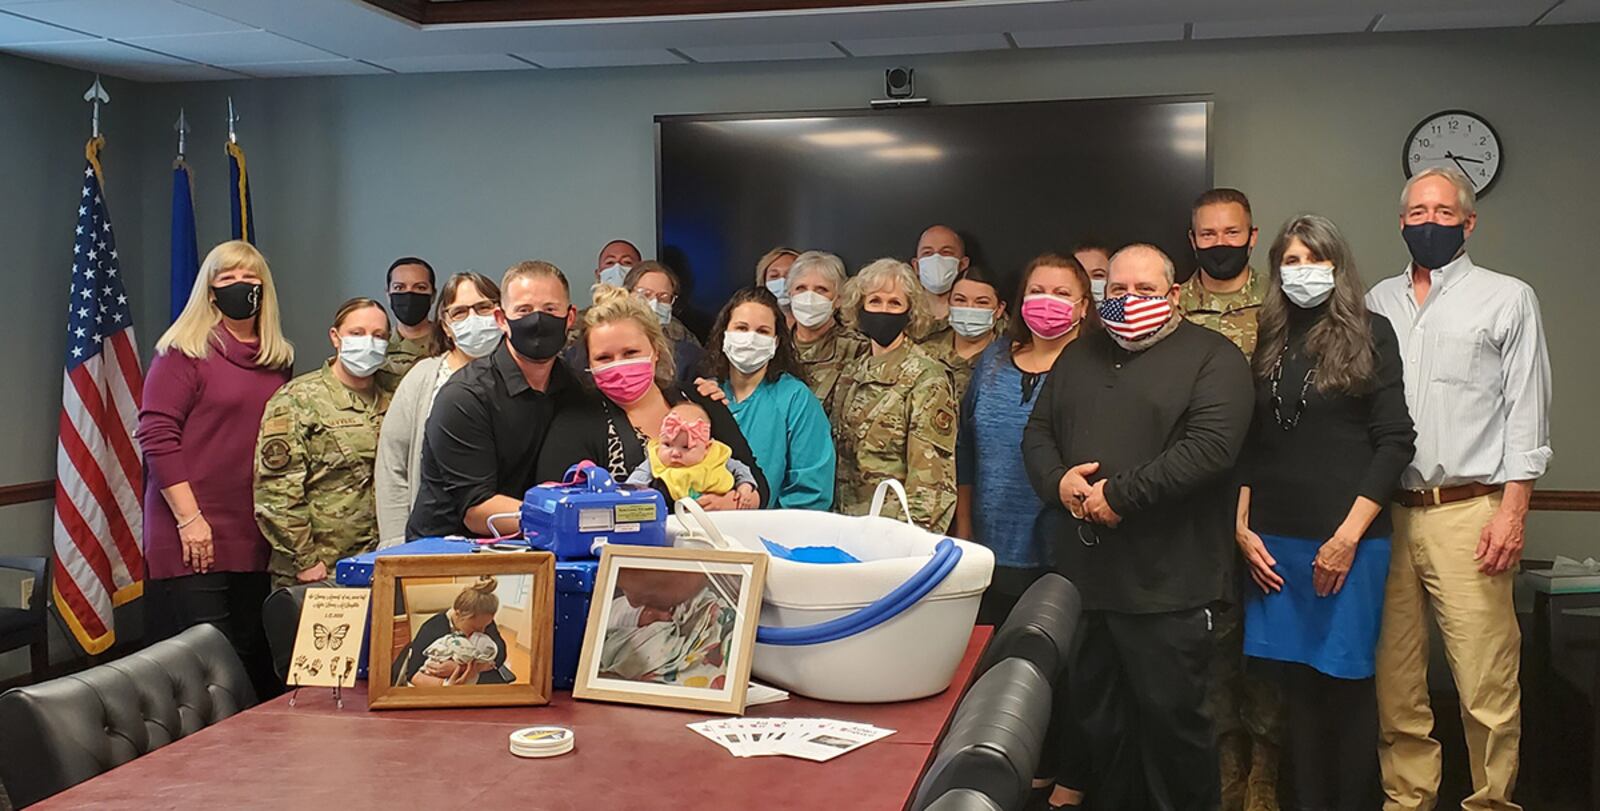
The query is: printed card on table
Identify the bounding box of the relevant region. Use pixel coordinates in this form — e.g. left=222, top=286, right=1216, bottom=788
left=288, top=588, right=371, bottom=688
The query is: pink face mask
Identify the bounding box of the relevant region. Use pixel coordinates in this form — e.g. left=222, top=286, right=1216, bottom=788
left=1020, top=294, right=1078, bottom=340
left=591, top=356, right=656, bottom=404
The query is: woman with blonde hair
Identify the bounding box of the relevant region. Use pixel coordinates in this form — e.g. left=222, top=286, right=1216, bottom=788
left=830, top=258, right=958, bottom=531
left=136, top=239, right=294, bottom=698
left=754, top=246, right=800, bottom=323
left=398, top=577, right=512, bottom=687
left=535, top=285, right=766, bottom=511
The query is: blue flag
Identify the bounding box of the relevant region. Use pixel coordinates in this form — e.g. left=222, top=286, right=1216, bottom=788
left=169, top=160, right=199, bottom=322
left=227, top=140, right=254, bottom=244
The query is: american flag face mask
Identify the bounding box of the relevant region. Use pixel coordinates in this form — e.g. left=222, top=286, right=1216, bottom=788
left=1097, top=293, right=1174, bottom=343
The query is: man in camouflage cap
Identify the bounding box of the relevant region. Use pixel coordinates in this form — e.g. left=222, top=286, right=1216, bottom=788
left=256, top=298, right=395, bottom=586
left=1179, top=187, right=1280, bottom=811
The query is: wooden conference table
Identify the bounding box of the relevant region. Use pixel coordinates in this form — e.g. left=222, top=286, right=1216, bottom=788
left=34, top=628, right=992, bottom=811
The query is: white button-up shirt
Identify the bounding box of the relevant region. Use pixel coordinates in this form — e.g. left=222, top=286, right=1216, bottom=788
left=1366, top=253, right=1552, bottom=490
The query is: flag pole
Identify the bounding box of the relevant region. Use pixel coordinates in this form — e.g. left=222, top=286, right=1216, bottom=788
left=227, top=96, right=238, bottom=144
left=174, top=108, right=189, bottom=159
left=82, top=76, right=109, bottom=139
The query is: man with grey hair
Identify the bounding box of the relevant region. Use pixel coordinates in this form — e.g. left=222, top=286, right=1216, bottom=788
left=1024, top=243, right=1254, bottom=810
left=1367, top=165, right=1551, bottom=811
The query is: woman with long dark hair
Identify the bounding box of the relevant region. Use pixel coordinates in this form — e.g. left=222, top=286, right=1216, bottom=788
left=1236, top=215, right=1415, bottom=810
left=700, top=287, right=835, bottom=510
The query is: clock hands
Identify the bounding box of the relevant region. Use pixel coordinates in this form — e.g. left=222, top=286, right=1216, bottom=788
left=1444, top=151, right=1485, bottom=165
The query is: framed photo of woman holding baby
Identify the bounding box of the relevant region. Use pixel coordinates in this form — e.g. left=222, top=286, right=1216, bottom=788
left=368, top=552, right=556, bottom=710
left=574, top=545, right=768, bottom=715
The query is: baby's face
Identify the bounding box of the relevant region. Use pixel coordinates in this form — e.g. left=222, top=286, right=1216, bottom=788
left=658, top=427, right=708, bottom=467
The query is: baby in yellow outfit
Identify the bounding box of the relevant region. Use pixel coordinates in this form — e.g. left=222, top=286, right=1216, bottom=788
left=625, top=402, right=759, bottom=508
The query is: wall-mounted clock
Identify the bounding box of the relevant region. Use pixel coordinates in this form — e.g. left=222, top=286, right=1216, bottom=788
left=1404, top=109, right=1502, bottom=197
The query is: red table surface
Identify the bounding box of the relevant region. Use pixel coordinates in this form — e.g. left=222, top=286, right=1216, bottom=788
left=33, top=628, right=992, bottom=811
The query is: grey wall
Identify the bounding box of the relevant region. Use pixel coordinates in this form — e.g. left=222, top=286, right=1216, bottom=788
left=2, top=24, right=1596, bottom=675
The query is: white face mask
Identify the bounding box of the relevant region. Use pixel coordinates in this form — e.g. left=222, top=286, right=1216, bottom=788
left=765, top=277, right=790, bottom=309
left=790, top=291, right=834, bottom=329
left=722, top=330, right=777, bottom=374
left=598, top=263, right=627, bottom=288
left=338, top=334, right=387, bottom=379
left=449, top=312, right=502, bottom=359
left=1279, top=264, right=1338, bottom=308
left=947, top=306, right=995, bottom=338
left=917, top=254, right=960, bottom=295
left=648, top=298, right=673, bottom=327
left=1090, top=277, right=1108, bottom=303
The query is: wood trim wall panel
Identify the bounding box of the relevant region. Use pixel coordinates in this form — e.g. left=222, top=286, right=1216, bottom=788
left=0, top=480, right=53, bottom=507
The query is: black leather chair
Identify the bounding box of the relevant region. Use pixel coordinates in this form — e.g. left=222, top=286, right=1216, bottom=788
left=922, top=787, right=1005, bottom=811
left=911, top=657, right=1055, bottom=811
left=975, top=573, right=1081, bottom=683
left=0, top=556, right=49, bottom=683
left=0, top=623, right=256, bottom=807
left=262, top=582, right=330, bottom=683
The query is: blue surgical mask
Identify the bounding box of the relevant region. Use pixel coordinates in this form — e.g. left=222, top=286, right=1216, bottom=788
left=1278, top=264, right=1337, bottom=308
left=1090, top=278, right=1107, bottom=303
left=598, top=263, right=627, bottom=288
left=765, top=277, right=790, bottom=309
left=338, top=334, right=387, bottom=378
left=450, top=312, right=502, bottom=358
left=947, top=306, right=995, bottom=338
left=917, top=255, right=960, bottom=294
left=649, top=298, right=673, bottom=326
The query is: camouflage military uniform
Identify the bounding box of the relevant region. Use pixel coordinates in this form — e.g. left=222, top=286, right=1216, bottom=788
left=1178, top=266, right=1266, bottom=357
left=916, top=315, right=1009, bottom=401
left=383, top=331, right=437, bottom=379
left=830, top=341, right=958, bottom=533
left=254, top=361, right=394, bottom=585
left=1181, top=266, right=1283, bottom=808
left=794, top=325, right=869, bottom=415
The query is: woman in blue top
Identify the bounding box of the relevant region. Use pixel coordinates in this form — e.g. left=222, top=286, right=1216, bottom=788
left=696, top=287, right=836, bottom=510
left=956, top=252, right=1098, bottom=625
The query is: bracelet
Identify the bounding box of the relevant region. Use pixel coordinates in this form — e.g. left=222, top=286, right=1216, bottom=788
left=176, top=510, right=203, bottom=530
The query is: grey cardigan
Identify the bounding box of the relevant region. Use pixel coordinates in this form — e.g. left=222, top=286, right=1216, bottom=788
left=375, top=355, right=455, bottom=548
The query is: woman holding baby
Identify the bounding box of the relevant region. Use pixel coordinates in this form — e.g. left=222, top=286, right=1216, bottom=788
left=396, top=577, right=511, bottom=687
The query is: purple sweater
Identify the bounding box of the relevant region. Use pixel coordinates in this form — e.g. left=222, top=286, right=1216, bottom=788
left=136, top=328, right=290, bottom=579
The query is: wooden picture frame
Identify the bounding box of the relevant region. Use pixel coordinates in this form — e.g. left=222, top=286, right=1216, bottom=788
left=368, top=552, right=555, bottom=710
left=574, top=544, right=768, bottom=715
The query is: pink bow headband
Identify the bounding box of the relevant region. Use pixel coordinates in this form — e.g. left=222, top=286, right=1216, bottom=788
left=660, top=411, right=712, bottom=448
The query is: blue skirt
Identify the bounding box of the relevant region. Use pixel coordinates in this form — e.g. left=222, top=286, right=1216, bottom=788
left=1242, top=533, right=1390, bottom=679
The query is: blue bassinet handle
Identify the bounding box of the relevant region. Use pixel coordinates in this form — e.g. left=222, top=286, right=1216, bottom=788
left=755, top=539, right=963, bottom=647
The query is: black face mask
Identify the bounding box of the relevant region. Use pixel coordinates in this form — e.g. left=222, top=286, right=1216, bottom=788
left=389, top=292, right=433, bottom=327
left=857, top=309, right=910, bottom=348
left=1401, top=222, right=1466, bottom=271
left=1194, top=244, right=1251, bottom=281
left=212, top=282, right=261, bottom=320
left=506, top=310, right=567, bottom=361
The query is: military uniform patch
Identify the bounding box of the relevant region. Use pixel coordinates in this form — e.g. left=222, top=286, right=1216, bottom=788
left=260, top=437, right=292, bottom=471
left=933, top=406, right=955, bottom=433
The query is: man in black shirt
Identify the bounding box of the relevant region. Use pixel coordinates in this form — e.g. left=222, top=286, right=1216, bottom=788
left=406, top=261, right=584, bottom=539
left=1024, top=244, right=1254, bottom=811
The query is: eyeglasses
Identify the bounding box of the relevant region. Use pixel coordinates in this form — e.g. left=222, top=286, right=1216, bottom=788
left=632, top=289, right=676, bottom=307
left=444, top=301, right=498, bottom=322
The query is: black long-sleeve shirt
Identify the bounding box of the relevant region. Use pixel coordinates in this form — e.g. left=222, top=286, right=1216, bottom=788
left=1241, top=310, right=1416, bottom=540
left=1023, top=321, right=1254, bottom=613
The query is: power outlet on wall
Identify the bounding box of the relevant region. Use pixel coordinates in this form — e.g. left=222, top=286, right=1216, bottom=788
left=20, top=576, right=35, bottom=608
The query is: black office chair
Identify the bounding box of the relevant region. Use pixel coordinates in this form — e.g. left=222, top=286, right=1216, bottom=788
left=262, top=582, right=332, bottom=683
left=0, top=622, right=256, bottom=807
left=911, top=657, right=1055, bottom=811
left=975, top=573, right=1081, bottom=683
left=922, top=787, right=1005, bottom=811
left=0, top=556, right=49, bottom=683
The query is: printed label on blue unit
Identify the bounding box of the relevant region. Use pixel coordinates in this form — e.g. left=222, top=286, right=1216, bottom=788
left=615, top=523, right=639, bottom=533
left=614, top=502, right=658, bottom=523
left=578, top=508, right=614, bottom=532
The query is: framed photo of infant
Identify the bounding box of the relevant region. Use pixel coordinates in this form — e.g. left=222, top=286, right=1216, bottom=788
left=574, top=545, right=768, bottom=715
left=368, top=552, right=555, bottom=710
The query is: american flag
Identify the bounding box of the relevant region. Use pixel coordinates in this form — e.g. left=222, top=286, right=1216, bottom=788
left=1100, top=294, right=1173, bottom=341
left=53, top=138, right=145, bottom=655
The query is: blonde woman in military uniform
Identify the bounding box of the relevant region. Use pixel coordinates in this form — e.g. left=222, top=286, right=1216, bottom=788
left=831, top=258, right=958, bottom=533
left=255, top=297, right=395, bottom=586
left=786, top=251, right=868, bottom=412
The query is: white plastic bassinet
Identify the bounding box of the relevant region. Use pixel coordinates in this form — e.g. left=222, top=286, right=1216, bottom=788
left=669, top=481, right=994, bottom=703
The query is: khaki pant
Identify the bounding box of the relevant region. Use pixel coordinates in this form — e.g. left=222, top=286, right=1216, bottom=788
left=1376, top=493, right=1521, bottom=811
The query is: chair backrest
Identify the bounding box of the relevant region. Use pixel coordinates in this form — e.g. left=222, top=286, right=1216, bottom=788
left=975, top=573, right=1081, bottom=683
left=922, top=788, right=1005, bottom=811
left=262, top=582, right=334, bottom=682
left=911, top=657, right=1053, bottom=811
left=0, top=623, right=256, bottom=807
left=0, top=556, right=48, bottom=615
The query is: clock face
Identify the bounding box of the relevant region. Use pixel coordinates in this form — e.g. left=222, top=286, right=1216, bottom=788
left=1404, top=110, right=1502, bottom=196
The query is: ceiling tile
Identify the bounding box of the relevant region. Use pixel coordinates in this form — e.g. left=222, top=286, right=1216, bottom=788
left=112, top=60, right=242, bottom=81
left=229, top=58, right=389, bottom=78
left=370, top=52, right=536, bottom=73
left=1375, top=7, right=1545, bottom=31
left=5, top=0, right=252, bottom=39
left=1539, top=1, right=1600, bottom=24
left=0, top=9, right=94, bottom=44
left=1193, top=14, right=1373, bottom=40
left=513, top=47, right=684, bottom=69
left=1011, top=22, right=1188, bottom=48
left=836, top=32, right=1011, bottom=57
left=123, top=29, right=342, bottom=65
left=675, top=40, right=844, bottom=63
